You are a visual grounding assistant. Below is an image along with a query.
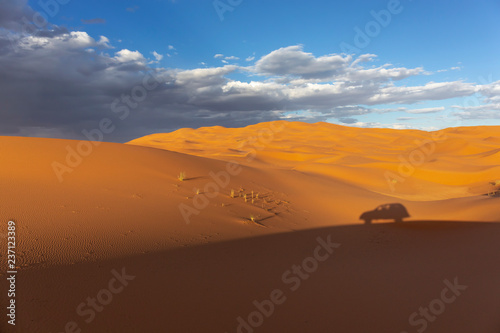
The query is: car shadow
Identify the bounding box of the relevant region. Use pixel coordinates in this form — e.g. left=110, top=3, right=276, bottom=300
left=360, top=203, right=410, bottom=224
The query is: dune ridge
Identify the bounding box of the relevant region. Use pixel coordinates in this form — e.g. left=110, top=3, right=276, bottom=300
left=129, top=121, right=500, bottom=200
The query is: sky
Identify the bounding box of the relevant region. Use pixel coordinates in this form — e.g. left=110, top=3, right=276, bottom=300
left=0, top=0, right=499, bottom=142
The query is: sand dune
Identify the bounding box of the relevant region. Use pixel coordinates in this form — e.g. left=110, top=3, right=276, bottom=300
left=1, top=121, right=499, bottom=332
left=130, top=121, right=500, bottom=202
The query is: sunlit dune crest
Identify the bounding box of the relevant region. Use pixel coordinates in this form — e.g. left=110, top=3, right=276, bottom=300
left=129, top=121, right=500, bottom=201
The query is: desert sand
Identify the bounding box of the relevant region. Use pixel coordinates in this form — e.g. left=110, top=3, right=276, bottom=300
left=1, top=121, right=499, bottom=332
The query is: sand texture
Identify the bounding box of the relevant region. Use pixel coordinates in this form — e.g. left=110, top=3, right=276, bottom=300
left=1, top=121, right=499, bottom=332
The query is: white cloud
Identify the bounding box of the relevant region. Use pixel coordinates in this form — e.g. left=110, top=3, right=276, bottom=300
left=478, top=81, right=500, bottom=103
left=255, top=45, right=350, bottom=79
left=252, top=45, right=424, bottom=83
left=97, top=36, right=112, bottom=49
left=168, top=45, right=176, bottom=50
left=451, top=104, right=500, bottom=112
left=175, top=65, right=238, bottom=86
left=18, top=31, right=95, bottom=51
left=405, top=107, right=445, bottom=114
left=350, top=121, right=383, bottom=128
left=246, top=56, right=255, bottom=62
left=214, top=54, right=224, bottom=59
left=349, top=122, right=429, bottom=130
left=366, top=81, right=477, bottom=105
left=436, top=66, right=462, bottom=73
left=114, top=49, right=146, bottom=64
left=225, top=56, right=239, bottom=60
left=152, top=51, right=163, bottom=62
left=451, top=103, right=500, bottom=119
left=454, top=110, right=500, bottom=120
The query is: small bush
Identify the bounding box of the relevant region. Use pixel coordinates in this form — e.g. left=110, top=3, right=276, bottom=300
left=488, top=180, right=500, bottom=196
left=178, top=172, right=186, bottom=181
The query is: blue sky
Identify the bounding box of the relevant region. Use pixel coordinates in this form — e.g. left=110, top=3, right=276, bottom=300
left=0, top=0, right=499, bottom=141
left=46, top=0, right=499, bottom=72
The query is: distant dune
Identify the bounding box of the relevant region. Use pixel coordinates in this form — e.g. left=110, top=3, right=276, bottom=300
left=1, top=121, right=499, bottom=332
left=129, top=121, right=500, bottom=202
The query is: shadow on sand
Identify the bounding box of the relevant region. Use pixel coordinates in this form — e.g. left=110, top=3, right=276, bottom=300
left=359, top=203, right=410, bottom=224
left=10, top=220, right=500, bottom=333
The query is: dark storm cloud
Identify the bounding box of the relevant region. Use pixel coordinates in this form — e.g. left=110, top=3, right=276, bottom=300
left=0, top=0, right=34, bottom=30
